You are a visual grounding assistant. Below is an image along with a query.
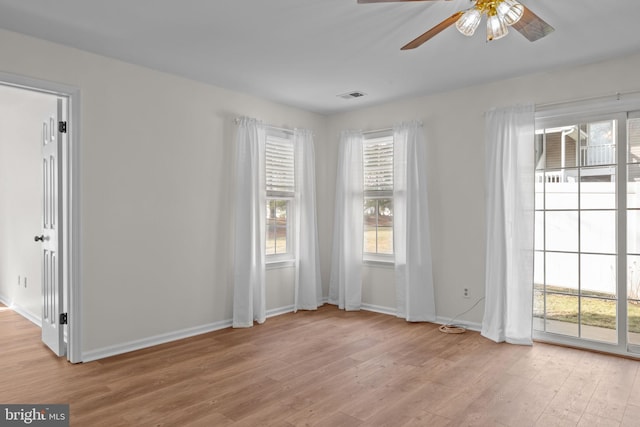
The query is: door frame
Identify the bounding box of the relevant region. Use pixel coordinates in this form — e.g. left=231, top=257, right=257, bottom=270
left=534, top=94, right=640, bottom=358
left=0, top=71, right=82, bottom=363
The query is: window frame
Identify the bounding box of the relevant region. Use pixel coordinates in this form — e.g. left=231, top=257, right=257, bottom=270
left=532, top=102, right=640, bottom=358
left=265, top=197, right=294, bottom=267
left=362, top=132, right=394, bottom=265
left=265, top=130, right=295, bottom=267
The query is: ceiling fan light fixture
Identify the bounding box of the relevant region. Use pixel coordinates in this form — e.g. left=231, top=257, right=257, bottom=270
left=358, top=0, right=555, bottom=49
left=486, top=12, right=508, bottom=41
left=496, top=0, right=524, bottom=26
left=455, top=8, right=482, bottom=37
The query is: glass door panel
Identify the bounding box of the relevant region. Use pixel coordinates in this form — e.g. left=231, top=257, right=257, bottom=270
left=534, top=118, right=622, bottom=348
left=629, top=116, right=640, bottom=349
left=629, top=255, right=640, bottom=346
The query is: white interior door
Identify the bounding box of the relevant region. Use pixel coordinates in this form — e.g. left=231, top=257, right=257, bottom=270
left=38, top=99, right=65, bottom=357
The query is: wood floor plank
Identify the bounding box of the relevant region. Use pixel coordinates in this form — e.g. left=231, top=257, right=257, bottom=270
left=1, top=303, right=639, bottom=426
left=535, top=406, right=582, bottom=427
left=621, top=403, right=640, bottom=427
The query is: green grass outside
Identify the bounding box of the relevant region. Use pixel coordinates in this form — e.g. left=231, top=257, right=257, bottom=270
left=535, top=286, right=640, bottom=333
left=364, top=228, right=393, bottom=254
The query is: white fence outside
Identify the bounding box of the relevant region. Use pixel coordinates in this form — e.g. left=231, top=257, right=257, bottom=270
left=535, top=180, right=640, bottom=298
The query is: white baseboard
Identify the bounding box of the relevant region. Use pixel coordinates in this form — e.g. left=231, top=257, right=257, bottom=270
left=359, top=303, right=483, bottom=332
left=11, top=304, right=42, bottom=328
left=266, top=305, right=294, bottom=318
left=0, top=295, right=42, bottom=328
left=361, top=303, right=396, bottom=316
left=79, top=301, right=483, bottom=363
left=82, top=304, right=298, bottom=363
left=82, top=318, right=233, bottom=362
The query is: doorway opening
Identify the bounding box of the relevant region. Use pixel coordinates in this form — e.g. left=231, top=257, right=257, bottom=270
left=0, top=73, right=81, bottom=363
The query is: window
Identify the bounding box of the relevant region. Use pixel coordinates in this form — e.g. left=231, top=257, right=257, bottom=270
left=363, top=134, right=394, bottom=260
left=533, top=107, right=640, bottom=356
left=265, top=131, right=294, bottom=262
left=266, top=199, right=289, bottom=255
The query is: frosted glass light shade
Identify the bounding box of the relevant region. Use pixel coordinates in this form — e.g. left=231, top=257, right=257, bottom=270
left=486, top=14, right=508, bottom=41
left=455, top=8, right=482, bottom=36
left=496, top=0, right=524, bottom=26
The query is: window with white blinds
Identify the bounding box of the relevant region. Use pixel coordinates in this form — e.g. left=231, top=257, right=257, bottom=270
left=265, top=132, right=295, bottom=260
left=266, top=134, right=295, bottom=196
left=363, top=136, right=394, bottom=193
left=363, top=134, right=394, bottom=258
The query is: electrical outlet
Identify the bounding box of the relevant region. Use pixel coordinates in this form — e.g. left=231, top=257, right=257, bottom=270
left=463, top=288, right=470, bottom=299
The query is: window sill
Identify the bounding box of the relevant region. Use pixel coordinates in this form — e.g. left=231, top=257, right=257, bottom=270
left=266, top=259, right=295, bottom=270
left=363, top=256, right=394, bottom=268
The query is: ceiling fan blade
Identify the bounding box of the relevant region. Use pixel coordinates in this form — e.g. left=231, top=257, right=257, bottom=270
left=512, top=5, right=555, bottom=42
left=358, top=0, right=448, bottom=3
left=401, top=11, right=463, bottom=50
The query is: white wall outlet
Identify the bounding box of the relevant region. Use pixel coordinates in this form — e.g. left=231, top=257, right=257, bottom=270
left=463, top=288, right=470, bottom=299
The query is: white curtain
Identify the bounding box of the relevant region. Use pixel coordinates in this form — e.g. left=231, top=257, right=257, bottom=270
left=294, top=129, right=322, bottom=311
left=393, top=121, right=436, bottom=322
left=233, top=117, right=266, bottom=328
left=329, top=130, right=363, bottom=310
left=481, top=104, right=535, bottom=345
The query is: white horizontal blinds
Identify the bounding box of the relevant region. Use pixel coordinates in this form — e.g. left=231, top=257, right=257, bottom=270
left=266, top=134, right=295, bottom=195
left=363, top=136, right=394, bottom=193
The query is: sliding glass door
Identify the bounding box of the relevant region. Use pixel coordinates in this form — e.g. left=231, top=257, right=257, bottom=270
left=533, top=110, right=640, bottom=356
left=627, top=113, right=640, bottom=351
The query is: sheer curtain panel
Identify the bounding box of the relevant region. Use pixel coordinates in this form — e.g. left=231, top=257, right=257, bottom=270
left=393, top=122, right=436, bottom=321
left=294, top=129, right=322, bottom=311
left=233, top=117, right=267, bottom=328
left=481, top=104, right=535, bottom=344
left=329, top=131, right=364, bottom=310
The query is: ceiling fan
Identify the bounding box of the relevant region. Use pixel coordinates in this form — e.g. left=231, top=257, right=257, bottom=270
left=358, top=0, right=554, bottom=49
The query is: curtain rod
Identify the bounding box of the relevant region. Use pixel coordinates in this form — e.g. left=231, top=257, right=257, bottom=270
left=362, top=127, right=392, bottom=135
left=536, top=89, right=640, bottom=110
left=233, top=117, right=294, bottom=134
left=363, top=121, right=422, bottom=134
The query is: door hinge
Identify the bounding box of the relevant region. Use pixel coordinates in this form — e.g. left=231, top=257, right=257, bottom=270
left=58, top=121, right=67, bottom=134
left=59, top=313, right=68, bottom=325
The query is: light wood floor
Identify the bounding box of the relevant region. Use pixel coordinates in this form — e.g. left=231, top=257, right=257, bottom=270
left=2, top=304, right=640, bottom=426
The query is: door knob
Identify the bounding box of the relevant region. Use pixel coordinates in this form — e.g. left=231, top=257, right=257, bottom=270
left=34, top=235, right=45, bottom=242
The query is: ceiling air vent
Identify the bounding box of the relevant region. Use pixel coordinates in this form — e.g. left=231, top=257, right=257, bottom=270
left=337, top=91, right=367, bottom=100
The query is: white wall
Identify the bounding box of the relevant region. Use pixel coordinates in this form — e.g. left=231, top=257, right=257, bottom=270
left=325, top=51, right=640, bottom=327
left=0, top=85, right=58, bottom=322
left=0, top=28, right=327, bottom=356
left=2, top=25, right=640, bottom=358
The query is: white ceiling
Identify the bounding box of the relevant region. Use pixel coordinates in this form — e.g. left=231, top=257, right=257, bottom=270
left=0, top=0, right=639, bottom=114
